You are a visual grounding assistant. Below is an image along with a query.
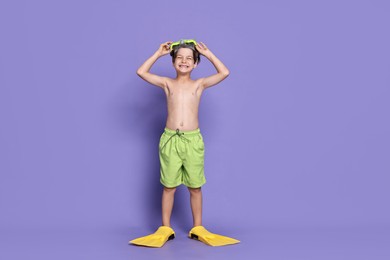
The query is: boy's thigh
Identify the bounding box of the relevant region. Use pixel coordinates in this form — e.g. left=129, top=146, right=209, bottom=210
left=159, top=141, right=183, bottom=187
left=182, top=134, right=206, bottom=188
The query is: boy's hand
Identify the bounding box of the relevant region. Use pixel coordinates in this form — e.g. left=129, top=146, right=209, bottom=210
left=195, top=42, right=212, bottom=57
left=157, top=41, right=173, bottom=56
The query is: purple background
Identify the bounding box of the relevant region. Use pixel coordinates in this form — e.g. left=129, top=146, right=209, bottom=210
left=1, top=0, right=389, bottom=259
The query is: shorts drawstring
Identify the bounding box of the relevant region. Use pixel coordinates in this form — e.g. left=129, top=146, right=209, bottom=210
left=160, top=129, right=190, bottom=151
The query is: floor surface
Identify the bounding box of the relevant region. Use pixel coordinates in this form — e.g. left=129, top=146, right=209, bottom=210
left=1, top=225, right=389, bottom=260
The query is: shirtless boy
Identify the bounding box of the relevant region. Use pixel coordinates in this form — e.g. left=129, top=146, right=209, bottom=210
left=130, top=39, right=239, bottom=247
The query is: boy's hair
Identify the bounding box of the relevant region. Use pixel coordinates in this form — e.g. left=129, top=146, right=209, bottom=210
left=170, top=43, right=201, bottom=64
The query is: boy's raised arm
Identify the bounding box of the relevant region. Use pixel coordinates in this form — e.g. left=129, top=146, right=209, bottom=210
left=196, top=42, right=230, bottom=89
left=136, top=41, right=172, bottom=88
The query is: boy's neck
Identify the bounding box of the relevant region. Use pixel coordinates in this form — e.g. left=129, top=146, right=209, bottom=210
left=175, top=73, right=192, bottom=81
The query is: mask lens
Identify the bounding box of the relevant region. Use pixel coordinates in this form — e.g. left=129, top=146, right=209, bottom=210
left=169, top=39, right=197, bottom=51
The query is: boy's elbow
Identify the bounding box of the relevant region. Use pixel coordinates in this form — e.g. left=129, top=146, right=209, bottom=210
left=222, top=70, right=230, bottom=78
left=136, top=69, right=145, bottom=77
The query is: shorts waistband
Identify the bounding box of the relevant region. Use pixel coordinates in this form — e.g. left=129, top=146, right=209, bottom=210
left=164, top=128, right=200, bottom=136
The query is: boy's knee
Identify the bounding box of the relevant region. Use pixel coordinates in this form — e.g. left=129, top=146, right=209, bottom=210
left=188, top=187, right=201, bottom=195
left=163, top=186, right=177, bottom=193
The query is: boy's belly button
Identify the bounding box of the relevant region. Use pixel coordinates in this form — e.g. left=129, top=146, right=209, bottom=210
left=180, top=122, right=183, bottom=126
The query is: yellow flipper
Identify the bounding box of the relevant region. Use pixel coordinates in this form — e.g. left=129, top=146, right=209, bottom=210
left=129, top=226, right=175, bottom=248
left=189, top=226, right=240, bottom=246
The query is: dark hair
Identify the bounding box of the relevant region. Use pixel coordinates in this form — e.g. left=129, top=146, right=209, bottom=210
left=170, top=43, right=201, bottom=64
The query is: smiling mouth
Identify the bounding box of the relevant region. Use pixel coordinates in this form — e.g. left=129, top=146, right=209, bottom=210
left=179, top=65, right=189, bottom=68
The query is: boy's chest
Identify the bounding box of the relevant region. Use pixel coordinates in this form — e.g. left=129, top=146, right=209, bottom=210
left=166, top=85, right=203, bottom=99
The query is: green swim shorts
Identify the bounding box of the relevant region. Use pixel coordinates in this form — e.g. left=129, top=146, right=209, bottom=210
left=159, top=128, right=206, bottom=188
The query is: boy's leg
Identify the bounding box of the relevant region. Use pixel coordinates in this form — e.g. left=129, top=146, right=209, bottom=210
left=159, top=129, right=183, bottom=227
left=188, top=187, right=202, bottom=227
left=162, top=186, right=176, bottom=227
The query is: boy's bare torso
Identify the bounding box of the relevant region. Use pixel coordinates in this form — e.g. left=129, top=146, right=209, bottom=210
left=136, top=41, right=229, bottom=132
left=164, top=78, right=203, bottom=131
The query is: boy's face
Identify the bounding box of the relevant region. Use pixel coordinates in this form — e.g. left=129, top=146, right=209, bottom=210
left=173, top=47, right=197, bottom=73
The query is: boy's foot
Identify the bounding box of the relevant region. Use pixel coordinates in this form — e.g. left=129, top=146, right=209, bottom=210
left=129, top=226, right=175, bottom=248
left=188, top=226, right=240, bottom=246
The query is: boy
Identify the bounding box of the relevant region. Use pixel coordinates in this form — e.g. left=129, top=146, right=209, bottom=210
left=130, top=39, right=239, bottom=247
